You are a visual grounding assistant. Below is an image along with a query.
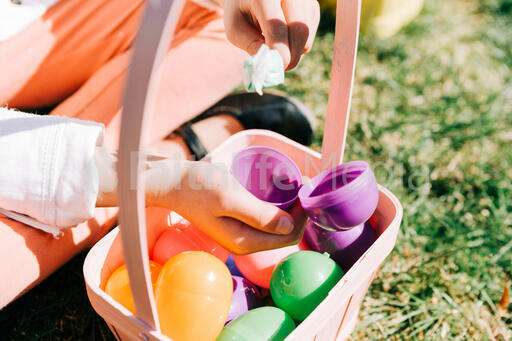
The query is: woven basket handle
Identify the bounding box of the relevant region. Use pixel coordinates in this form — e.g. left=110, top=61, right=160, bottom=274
left=117, top=0, right=360, bottom=332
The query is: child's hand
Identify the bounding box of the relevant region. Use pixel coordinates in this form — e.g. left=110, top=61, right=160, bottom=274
left=172, top=161, right=307, bottom=254
left=145, top=159, right=307, bottom=255
left=96, top=148, right=306, bottom=254
left=223, top=0, right=320, bottom=70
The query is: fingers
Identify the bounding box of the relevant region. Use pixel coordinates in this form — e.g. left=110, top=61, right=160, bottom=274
left=254, top=0, right=291, bottom=67
left=224, top=0, right=320, bottom=70
left=215, top=201, right=307, bottom=254
left=224, top=8, right=265, bottom=56
left=282, top=0, right=308, bottom=70
left=218, top=183, right=295, bottom=235
left=304, top=0, right=321, bottom=54
left=176, top=162, right=296, bottom=236
left=177, top=195, right=307, bottom=255
left=282, top=0, right=320, bottom=70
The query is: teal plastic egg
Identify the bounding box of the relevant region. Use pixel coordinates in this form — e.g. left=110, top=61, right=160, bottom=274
left=217, top=306, right=295, bottom=341
left=270, top=251, right=344, bottom=321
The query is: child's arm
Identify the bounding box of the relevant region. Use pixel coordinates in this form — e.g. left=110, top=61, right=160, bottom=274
left=0, top=108, right=305, bottom=252
left=94, top=146, right=307, bottom=255
left=0, top=108, right=103, bottom=236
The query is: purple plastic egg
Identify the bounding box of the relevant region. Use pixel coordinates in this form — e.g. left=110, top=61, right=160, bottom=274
left=299, top=161, right=378, bottom=229
left=227, top=276, right=261, bottom=324
left=226, top=254, right=244, bottom=277
left=230, top=146, right=302, bottom=210
left=304, top=220, right=377, bottom=272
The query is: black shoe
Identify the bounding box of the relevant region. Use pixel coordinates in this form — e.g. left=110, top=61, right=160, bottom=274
left=176, top=91, right=315, bottom=160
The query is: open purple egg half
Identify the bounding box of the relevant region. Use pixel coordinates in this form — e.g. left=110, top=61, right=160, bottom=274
left=304, top=219, right=377, bottom=272
left=230, top=146, right=302, bottom=210
left=298, top=160, right=379, bottom=230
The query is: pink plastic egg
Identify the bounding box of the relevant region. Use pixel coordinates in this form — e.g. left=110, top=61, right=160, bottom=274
left=234, top=239, right=309, bottom=289
left=152, top=220, right=229, bottom=264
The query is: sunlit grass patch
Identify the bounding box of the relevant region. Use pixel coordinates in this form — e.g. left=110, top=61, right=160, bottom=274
left=281, top=0, right=511, bottom=339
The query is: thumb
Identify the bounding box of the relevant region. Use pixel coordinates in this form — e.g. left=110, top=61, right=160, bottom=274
left=218, top=184, right=295, bottom=235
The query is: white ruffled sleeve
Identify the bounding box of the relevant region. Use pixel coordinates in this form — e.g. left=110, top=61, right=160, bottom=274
left=0, top=108, right=104, bottom=236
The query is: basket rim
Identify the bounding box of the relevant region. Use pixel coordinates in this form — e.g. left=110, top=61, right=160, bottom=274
left=84, top=129, right=403, bottom=339
left=83, top=185, right=402, bottom=333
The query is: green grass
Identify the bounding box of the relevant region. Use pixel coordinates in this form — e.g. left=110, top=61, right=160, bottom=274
left=1, top=0, right=511, bottom=339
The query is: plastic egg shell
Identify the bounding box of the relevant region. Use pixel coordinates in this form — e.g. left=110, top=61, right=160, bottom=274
left=218, top=306, right=295, bottom=341
left=298, top=161, right=378, bottom=229
left=234, top=239, right=309, bottom=289
left=104, top=261, right=162, bottom=314
left=304, top=220, right=377, bottom=271
left=225, top=254, right=244, bottom=277
left=270, top=251, right=343, bottom=321
left=227, top=276, right=261, bottom=324
left=152, top=219, right=229, bottom=264
left=230, top=146, right=303, bottom=210
left=155, top=251, right=233, bottom=341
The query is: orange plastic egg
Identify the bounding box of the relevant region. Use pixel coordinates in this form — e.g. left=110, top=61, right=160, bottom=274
left=155, top=251, right=233, bottom=341
left=104, top=261, right=162, bottom=314
left=152, top=220, right=229, bottom=264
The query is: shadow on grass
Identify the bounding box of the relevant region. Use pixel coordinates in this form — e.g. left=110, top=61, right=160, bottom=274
left=0, top=253, right=114, bottom=340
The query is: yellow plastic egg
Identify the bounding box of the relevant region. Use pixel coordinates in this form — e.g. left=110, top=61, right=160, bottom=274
left=104, top=261, right=162, bottom=314
left=155, top=251, right=233, bottom=341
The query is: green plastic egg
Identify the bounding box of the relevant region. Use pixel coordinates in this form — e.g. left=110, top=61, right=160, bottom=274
left=270, top=251, right=344, bottom=321
left=216, top=306, right=295, bottom=341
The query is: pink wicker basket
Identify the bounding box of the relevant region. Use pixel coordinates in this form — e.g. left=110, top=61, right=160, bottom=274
left=83, top=0, right=403, bottom=340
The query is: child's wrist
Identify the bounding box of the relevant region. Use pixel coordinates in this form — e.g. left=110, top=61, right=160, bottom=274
left=144, top=159, right=191, bottom=209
